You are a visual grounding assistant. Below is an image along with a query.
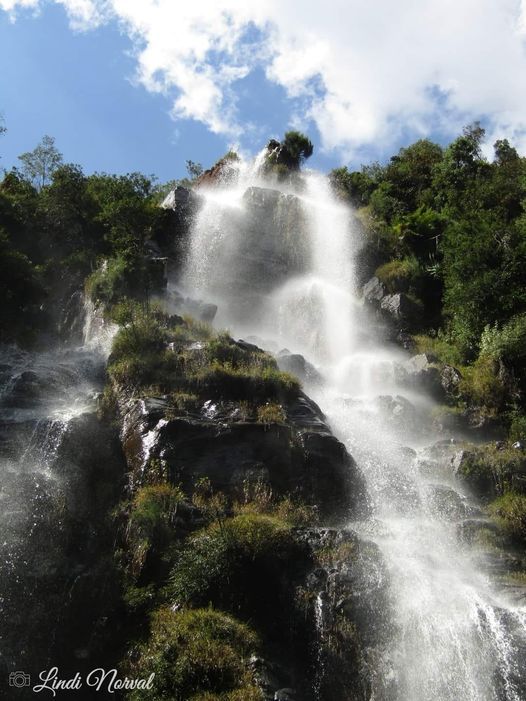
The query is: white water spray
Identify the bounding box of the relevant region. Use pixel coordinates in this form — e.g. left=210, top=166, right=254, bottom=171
left=181, top=155, right=526, bottom=700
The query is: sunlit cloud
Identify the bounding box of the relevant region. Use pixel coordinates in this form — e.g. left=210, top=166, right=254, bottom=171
left=3, top=0, right=526, bottom=158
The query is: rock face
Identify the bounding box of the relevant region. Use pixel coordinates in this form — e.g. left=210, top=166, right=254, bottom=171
left=362, top=276, right=423, bottom=332
left=240, top=186, right=309, bottom=286
left=395, top=353, right=444, bottom=399
left=277, top=351, right=323, bottom=385
left=362, top=276, right=386, bottom=305
left=296, top=528, right=394, bottom=700
left=159, top=186, right=202, bottom=270
left=194, top=155, right=240, bottom=188
left=0, top=345, right=125, bottom=694
left=188, top=185, right=309, bottom=325
left=166, top=286, right=218, bottom=322
left=380, top=292, right=423, bottom=328
left=118, top=389, right=368, bottom=523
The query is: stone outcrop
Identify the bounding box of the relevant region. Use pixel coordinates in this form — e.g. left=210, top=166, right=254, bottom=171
left=362, top=275, right=423, bottom=332
left=194, top=155, right=240, bottom=188
left=277, top=351, right=323, bottom=385
left=117, top=388, right=368, bottom=523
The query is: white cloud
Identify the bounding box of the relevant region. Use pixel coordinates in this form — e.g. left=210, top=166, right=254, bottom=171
left=4, top=0, right=526, bottom=158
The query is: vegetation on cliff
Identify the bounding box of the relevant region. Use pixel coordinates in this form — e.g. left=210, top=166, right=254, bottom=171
left=332, top=124, right=526, bottom=440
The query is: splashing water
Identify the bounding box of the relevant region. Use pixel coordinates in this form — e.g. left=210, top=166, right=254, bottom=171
left=181, top=154, right=526, bottom=700
left=0, top=294, right=117, bottom=673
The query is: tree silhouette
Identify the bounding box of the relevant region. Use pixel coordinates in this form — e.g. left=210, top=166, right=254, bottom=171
left=19, top=135, right=63, bottom=190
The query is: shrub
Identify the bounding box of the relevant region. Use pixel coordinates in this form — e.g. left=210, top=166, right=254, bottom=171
left=85, top=256, right=133, bottom=306
left=169, top=392, right=200, bottom=413
left=128, top=607, right=262, bottom=701
left=412, top=333, right=464, bottom=366
left=459, top=355, right=507, bottom=412
left=192, top=362, right=300, bottom=402
left=110, top=315, right=168, bottom=361
left=509, top=414, right=526, bottom=442
left=107, top=310, right=299, bottom=401
left=130, top=484, right=185, bottom=535
left=232, top=480, right=316, bottom=527
left=456, top=446, right=526, bottom=499
left=256, top=402, right=286, bottom=424
left=488, top=492, right=526, bottom=541
left=122, top=484, right=186, bottom=581
left=479, top=314, right=526, bottom=363
left=375, top=256, right=422, bottom=294
left=169, top=514, right=296, bottom=609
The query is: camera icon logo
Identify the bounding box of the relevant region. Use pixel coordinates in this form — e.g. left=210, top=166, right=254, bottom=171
left=9, top=671, right=31, bottom=688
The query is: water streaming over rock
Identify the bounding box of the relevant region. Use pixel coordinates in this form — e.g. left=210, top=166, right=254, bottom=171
left=181, top=158, right=526, bottom=700
left=0, top=299, right=119, bottom=688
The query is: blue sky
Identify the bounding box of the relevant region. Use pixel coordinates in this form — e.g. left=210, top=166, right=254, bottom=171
left=0, top=6, right=229, bottom=180
left=2, top=0, right=526, bottom=182
left=0, top=4, right=343, bottom=180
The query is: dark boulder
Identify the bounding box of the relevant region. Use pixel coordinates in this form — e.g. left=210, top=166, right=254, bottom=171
left=118, top=391, right=367, bottom=523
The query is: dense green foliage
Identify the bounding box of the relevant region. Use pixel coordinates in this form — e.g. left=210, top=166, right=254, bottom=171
left=332, top=124, right=526, bottom=433
left=282, top=130, right=314, bottom=169
left=169, top=513, right=296, bottom=608
left=0, top=144, right=176, bottom=343
left=333, top=125, right=526, bottom=352
left=128, top=607, right=262, bottom=701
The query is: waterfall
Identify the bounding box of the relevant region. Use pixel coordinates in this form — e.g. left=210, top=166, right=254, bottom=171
left=182, top=159, right=526, bottom=700
left=0, top=295, right=118, bottom=678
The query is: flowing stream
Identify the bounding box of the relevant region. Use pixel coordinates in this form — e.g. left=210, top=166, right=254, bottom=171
left=180, top=158, right=526, bottom=700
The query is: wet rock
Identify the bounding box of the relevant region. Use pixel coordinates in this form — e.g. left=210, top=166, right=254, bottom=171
left=458, top=518, right=499, bottom=545
left=440, top=364, right=462, bottom=397
left=160, top=185, right=201, bottom=211
left=274, top=689, right=297, bottom=701
left=426, top=484, right=475, bottom=521
left=396, top=329, right=415, bottom=350
left=118, top=392, right=367, bottom=522
left=52, top=411, right=125, bottom=516
left=58, top=290, right=86, bottom=343
left=276, top=352, right=323, bottom=385
left=375, top=394, right=418, bottom=431
left=380, top=292, right=423, bottom=329
left=362, top=276, right=386, bottom=306
left=194, top=156, right=240, bottom=189
left=396, top=353, right=443, bottom=399
left=451, top=449, right=498, bottom=499
left=166, top=287, right=217, bottom=322
left=296, top=528, right=393, bottom=700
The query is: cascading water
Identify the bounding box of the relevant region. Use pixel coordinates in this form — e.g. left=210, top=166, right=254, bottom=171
left=180, top=157, right=526, bottom=700
left=0, top=298, right=118, bottom=686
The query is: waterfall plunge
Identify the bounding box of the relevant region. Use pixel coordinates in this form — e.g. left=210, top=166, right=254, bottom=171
left=181, top=159, right=526, bottom=700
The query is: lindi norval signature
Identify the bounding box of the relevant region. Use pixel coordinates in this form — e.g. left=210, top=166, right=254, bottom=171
left=12, top=667, right=155, bottom=695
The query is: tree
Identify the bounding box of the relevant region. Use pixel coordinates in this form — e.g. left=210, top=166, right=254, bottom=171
left=185, top=160, right=204, bottom=180
left=282, top=131, right=314, bottom=169
left=0, top=114, right=5, bottom=161
left=18, top=135, right=63, bottom=189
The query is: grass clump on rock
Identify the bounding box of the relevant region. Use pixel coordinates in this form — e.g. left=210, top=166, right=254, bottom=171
left=128, top=607, right=263, bottom=701
left=488, top=492, right=526, bottom=542
left=375, top=256, right=422, bottom=294
left=169, top=513, right=298, bottom=611
left=456, top=445, right=526, bottom=499
left=107, top=305, right=300, bottom=403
